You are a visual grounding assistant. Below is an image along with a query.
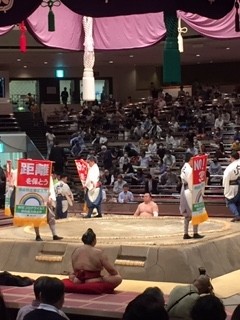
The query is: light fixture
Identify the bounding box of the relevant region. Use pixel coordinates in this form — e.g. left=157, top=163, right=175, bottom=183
left=196, top=54, right=200, bottom=57
left=23, top=65, right=27, bottom=68
left=129, top=55, right=134, bottom=58
left=109, top=60, right=113, bottom=64
left=226, top=47, right=230, bottom=50
left=17, top=58, right=21, bottom=62
left=44, top=61, right=48, bottom=64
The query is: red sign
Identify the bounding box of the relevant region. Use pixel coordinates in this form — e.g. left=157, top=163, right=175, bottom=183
left=17, top=159, right=52, bottom=188
left=75, top=159, right=88, bottom=185
left=193, top=154, right=208, bottom=185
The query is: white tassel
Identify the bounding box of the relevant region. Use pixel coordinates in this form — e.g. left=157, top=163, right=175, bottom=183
left=178, top=17, right=188, bottom=53
left=83, top=16, right=95, bottom=101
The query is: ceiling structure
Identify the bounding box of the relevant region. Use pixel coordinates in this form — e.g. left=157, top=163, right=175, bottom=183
left=0, top=26, right=239, bottom=70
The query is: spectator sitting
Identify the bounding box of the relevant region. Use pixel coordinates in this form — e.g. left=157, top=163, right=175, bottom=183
left=186, top=143, right=198, bottom=156
left=147, top=139, right=157, bottom=155
left=234, top=128, right=240, bottom=141
left=113, top=174, right=127, bottom=194
left=16, top=276, right=67, bottom=320
left=131, top=168, right=145, bottom=185
left=159, top=158, right=167, bottom=176
left=231, top=304, right=240, bottom=320
left=157, top=143, right=166, bottom=160
left=166, top=131, right=178, bottom=149
left=163, top=150, right=176, bottom=169
left=23, top=277, right=68, bottom=320
left=91, top=133, right=108, bottom=146
left=0, top=289, right=9, bottom=320
left=213, top=127, right=223, bottom=144
left=101, top=170, right=114, bottom=186
left=70, top=132, right=85, bottom=157
left=100, top=145, right=114, bottom=170
left=209, top=158, right=223, bottom=176
left=166, top=274, right=213, bottom=320
left=119, top=153, right=130, bottom=173
left=139, top=133, right=150, bottom=150
left=145, top=174, right=158, bottom=195
left=139, top=151, right=151, bottom=168
left=123, top=293, right=169, bottom=320
left=191, top=295, right=226, bottom=320
left=214, top=114, right=224, bottom=130
left=214, top=142, right=226, bottom=159
left=160, top=168, right=178, bottom=186
left=222, top=109, right=230, bottom=125
left=133, top=122, right=144, bottom=140
left=118, top=184, right=134, bottom=203
left=122, top=159, right=135, bottom=179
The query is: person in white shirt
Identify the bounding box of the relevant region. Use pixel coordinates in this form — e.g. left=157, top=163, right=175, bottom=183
left=45, top=128, right=55, bottom=159
left=118, top=185, right=134, bottom=203
left=55, top=174, right=73, bottom=219
left=214, top=115, right=224, bottom=130
left=223, top=151, right=240, bottom=222
left=113, top=174, right=127, bottom=194
left=147, top=139, right=157, bottom=155
left=180, top=153, right=204, bottom=239
left=84, top=156, right=102, bottom=218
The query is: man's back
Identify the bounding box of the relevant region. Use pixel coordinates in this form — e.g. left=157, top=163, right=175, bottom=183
left=72, top=245, right=103, bottom=272
left=24, top=309, right=66, bottom=320
left=166, top=284, right=199, bottom=320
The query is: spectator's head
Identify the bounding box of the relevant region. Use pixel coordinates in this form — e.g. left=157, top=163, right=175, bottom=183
left=87, top=155, right=97, bottom=167
left=191, top=295, right=226, bottom=320
left=231, top=304, right=240, bottom=320
left=82, top=228, right=96, bottom=246
left=59, top=174, right=68, bottom=183
left=185, top=152, right=194, bottom=165
left=34, top=276, right=48, bottom=300
left=39, top=277, right=65, bottom=309
left=117, top=174, right=123, bottom=181
left=230, top=150, right=239, bottom=162
left=193, top=275, right=213, bottom=295
left=123, top=184, right=129, bottom=192
left=101, top=145, right=107, bottom=151
left=159, top=143, right=164, bottom=149
left=142, top=287, right=165, bottom=307
left=146, top=174, right=152, bottom=180
left=123, top=293, right=169, bottom=320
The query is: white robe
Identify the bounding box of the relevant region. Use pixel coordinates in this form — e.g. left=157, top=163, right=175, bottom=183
left=223, top=159, right=240, bottom=200
left=180, top=162, right=193, bottom=216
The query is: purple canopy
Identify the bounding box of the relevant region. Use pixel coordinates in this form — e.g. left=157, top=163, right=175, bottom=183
left=0, top=0, right=239, bottom=51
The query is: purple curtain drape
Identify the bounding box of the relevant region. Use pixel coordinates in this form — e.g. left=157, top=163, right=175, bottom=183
left=179, top=6, right=239, bottom=39
left=0, top=1, right=239, bottom=51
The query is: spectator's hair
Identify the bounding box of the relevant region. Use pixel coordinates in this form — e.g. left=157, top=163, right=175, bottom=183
left=0, top=289, right=8, bottom=320
left=231, top=304, right=240, bottom=320
left=39, top=277, right=65, bottom=305
left=191, top=295, right=226, bottom=320
left=142, top=287, right=165, bottom=307
left=146, top=174, right=152, bottom=179
left=231, top=150, right=239, bottom=160
left=123, top=184, right=129, bottom=189
left=123, top=293, right=169, bottom=320
left=34, top=276, right=48, bottom=300
left=82, top=228, right=96, bottom=245
left=87, top=155, right=97, bottom=163
left=59, top=174, right=68, bottom=180
left=185, top=152, right=193, bottom=163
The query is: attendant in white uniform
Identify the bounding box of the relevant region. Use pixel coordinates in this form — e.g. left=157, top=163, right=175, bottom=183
left=180, top=153, right=204, bottom=240
left=223, top=151, right=240, bottom=222
left=84, top=155, right=102, bottom=218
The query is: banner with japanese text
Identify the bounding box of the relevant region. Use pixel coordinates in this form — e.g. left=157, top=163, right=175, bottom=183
left=75, top=159, right=88, bottom=213
left=75, top=159, right=88, bottom=185
left=14, top=159, right=52, bottom=227
left=4, top=160, right=13, bottom=216
left=192, top=154, right=208, bottom=225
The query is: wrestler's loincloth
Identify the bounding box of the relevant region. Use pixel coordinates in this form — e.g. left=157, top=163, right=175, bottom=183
left=75, top=270, right=102, bottom=283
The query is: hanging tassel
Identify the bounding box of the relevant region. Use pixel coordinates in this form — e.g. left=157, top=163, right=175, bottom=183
left=19, top=21, right=27, bottom=53
left=235, top=1, right=240, bottom=32
left=178, top=18, right=184, bottom=53
left=48, top=9, right=55, bottom=32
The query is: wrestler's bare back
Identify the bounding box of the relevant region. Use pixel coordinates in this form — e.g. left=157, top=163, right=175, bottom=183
left=72, top=245, right=103, bottom=272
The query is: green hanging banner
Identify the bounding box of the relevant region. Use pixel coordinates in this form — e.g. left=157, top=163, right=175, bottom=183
left=163, top=11, right=181, bottom=85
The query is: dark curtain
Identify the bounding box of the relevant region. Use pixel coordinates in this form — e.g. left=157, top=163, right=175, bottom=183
left=0, top=0, right=42, bottom=27
left=0, top=0, right=235, bottom=27
left=61, top=0, right=234, bottom=19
